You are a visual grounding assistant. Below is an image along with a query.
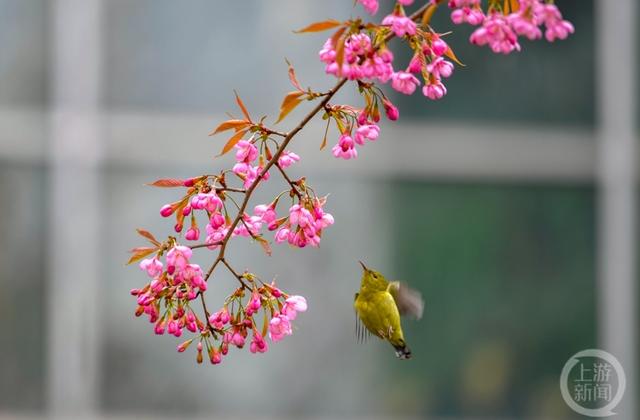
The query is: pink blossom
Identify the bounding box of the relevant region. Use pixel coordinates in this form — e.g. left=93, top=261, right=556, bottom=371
left=269, top=313, right=292, bottom=342
left=423, top=81, right=448, bottom=100
left=191, top=193, right=222, bottom=212
left=175, top=263, right=206, bottom=292
left=235, top=140, right=258, bottom=163
left=391, top=71, right=420, bottom=95
left=382, top=14, right=417, bottom=38
left=427, top=57, right=454, bottom=79
left=357, top=0, right=378, bottom=15
left=289, top=204, right=314, bottom=229
left=237, top=164, right=270, bottom=189
left=508, top=1, right=543, bottom=40
left=140, top=257, right=163, bottom=278
left=431, top=36, right=449, bottom=56
left=210, top=348, right=222, bottom=364
left=449, top=0, right=485, bottom=26
left=245, top=290, right=262, bottom=316
left=398, top=0, right=414, bottom=5
left=320, top=34, right=395, bottom=83
left=278, top=151, right=300, bottom=169
left=254, top=204, right=277, bottom=225
left=233, top=213, right=262, bottom=237
left=537, top=3, right=574, bottom=42
left=185, top=226, right=200, bottom=241
left=283, top=295, right=308, bottom=321
left=231, top=330, right=246, bottom=348
left=249, top=331, right=269, bottom=354
left=354, top=124, right=381, bottom=145
left=167, top=320, right=182, bottom=337
left=160, top=204, right=174, bottom=217
left=275, top=226, right=290, bottom=243
left=408, top=57, right=422, bottom=75
left=312, top=199, right=335, bottom=230
left=332, top=134, right=358, bottom=160
left=208, top=308, right=230, bottom=329
left=470, top=13, right=521, bottom=54
left=276, top=199, right=333, bottom=248
left=166, top=245, right=192, bottom=275
left=383, top=99, right=399, bottom=121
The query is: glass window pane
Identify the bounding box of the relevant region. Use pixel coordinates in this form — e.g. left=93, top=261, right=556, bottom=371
left=0, top=162, right=47, bottom=411
left=0, top=0, right=48, bottom=107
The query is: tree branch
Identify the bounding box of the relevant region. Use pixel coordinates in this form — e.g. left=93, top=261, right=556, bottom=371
left=196, top=1, right=433, bottom=326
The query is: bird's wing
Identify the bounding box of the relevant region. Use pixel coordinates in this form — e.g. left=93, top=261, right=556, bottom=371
left=354, top=293, right=371, bottom=343
left=387, top=281, right=424, bottom=320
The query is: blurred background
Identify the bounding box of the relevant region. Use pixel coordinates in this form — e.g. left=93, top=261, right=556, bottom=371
left=0, top=0, right=637, bottom=419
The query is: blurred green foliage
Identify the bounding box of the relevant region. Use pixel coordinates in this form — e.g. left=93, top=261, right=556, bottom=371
left=390, top=181, right=596, bottom=418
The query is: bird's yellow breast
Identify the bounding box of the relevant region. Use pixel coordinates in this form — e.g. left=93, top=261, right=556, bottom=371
left=354, top=291, right=404, bottom=343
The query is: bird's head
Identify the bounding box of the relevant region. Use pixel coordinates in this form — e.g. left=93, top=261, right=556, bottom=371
left=359, top=261, right=388, bottom=291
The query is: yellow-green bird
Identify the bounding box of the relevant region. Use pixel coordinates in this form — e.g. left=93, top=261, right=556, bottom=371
left=354, top=261, right=424, bottom=359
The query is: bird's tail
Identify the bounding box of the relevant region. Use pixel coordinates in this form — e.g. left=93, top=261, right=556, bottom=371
left=392, top=339, right=412, bottom=360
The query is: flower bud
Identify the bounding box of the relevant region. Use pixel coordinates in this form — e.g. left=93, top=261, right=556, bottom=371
left=160, top=204, right=174, bottom=217
left=383, top=99, right=399, bottom=121
left=177, top=338, right=193, bottom=353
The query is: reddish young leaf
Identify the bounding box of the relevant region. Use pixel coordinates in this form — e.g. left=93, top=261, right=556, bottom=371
left=219, top=129, right=249, bottom=156
left=126, top=247, right=157, bottom=265
left=276, top=91, right=305, bottom=123
left=286, top=60, right=303, bottom=92
left=234, top=91, right=251, bottom=122
left=208, top=119, right=250, bottom=136
left=421, top=3, right=438, bottom=26
left=335, top=33, right=347, bottom=73
left=444, top=47, right=465, bottom=66
left=174, top=197, right=190, bottom=229
left=295, top=19, right=343, bottom=33
left=136, top=228, right=161, bottom=247
left=320, top=119, right=330, bottom=150
left=147, top=178, right=185, bottom=188
left=330, top=26, right=346, bottom=47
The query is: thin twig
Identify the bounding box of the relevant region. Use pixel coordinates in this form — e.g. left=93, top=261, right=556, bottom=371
left=275, top=163, right=302, bottom=199
left=222, top=258, right=249, bottom=288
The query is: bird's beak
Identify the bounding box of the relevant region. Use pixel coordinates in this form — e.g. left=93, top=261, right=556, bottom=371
left=359, top=260, right=368, bottom=272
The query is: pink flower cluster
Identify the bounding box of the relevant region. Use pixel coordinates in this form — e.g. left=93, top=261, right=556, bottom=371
left=132, top=246, right=206, bottom=337
left=201, top=287, right=308, bottom=364
left=382, top=12, right=417, bottom=38
left=320, top=33, right=395, bottom=82
left=450, top=0, right=574, bottom=54
left=270, top=295, right=308, bottom=341
left=405, top=34, right=453, bottom=100
left=449, top=0, right=485, bottom=25
left=179, top=192, right=271, bottom=247
left=332, top=112, right=381, bottom=160
left=232, top=140, right=271, bottom=188
left=275, top=198, right=334, bottom=248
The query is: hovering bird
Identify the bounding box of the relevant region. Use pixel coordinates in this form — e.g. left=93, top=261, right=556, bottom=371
left=354, top=261, right=424, bottom=359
